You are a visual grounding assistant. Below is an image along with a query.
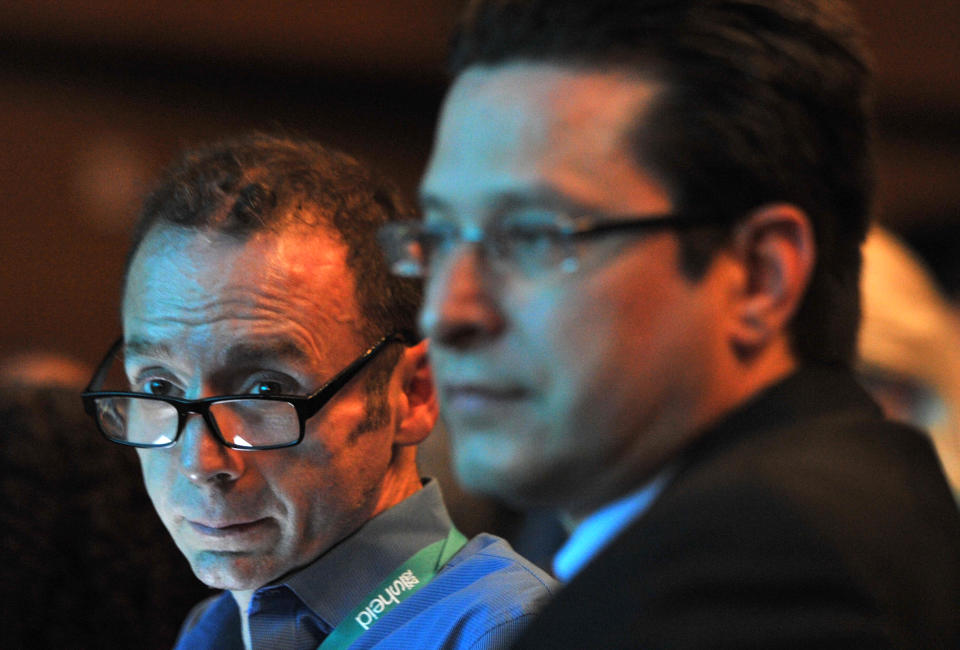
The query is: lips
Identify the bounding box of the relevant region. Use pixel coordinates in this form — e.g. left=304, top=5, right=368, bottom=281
left=445, top=384, right=526, bottom=398
left=187, top=518, right=270, bottom=537
left=442, top=383, right=529, bottom=416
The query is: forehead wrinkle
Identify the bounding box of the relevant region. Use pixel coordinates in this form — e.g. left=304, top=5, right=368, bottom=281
left=137, top=285, right=352, bottom=325
left=125, top=224, right=364, bottom=374
left=128, top=273, right=360, bottom=359
left=201, top=291, right=364, bottom=372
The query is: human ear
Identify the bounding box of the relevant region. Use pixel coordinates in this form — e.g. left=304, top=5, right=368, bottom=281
left=727, top=203, right=815, bottom=357
left=393, top=339, right=439, bottom=446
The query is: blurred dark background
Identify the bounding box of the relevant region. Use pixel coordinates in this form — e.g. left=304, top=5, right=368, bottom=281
left=0, top=2, right=955, bottom=646
left=0, top=0, right=957, bottom=367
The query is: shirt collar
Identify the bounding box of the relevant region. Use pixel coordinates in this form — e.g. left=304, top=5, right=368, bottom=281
left=273, top=479, right=452, bottom=630
left=553, top=467, right=674, bottom=582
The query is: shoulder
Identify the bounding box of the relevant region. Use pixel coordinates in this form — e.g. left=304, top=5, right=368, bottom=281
left=668, top=414, right=960, bottom=643
left=516, top=413, right=960, bottom=648
left=442, top=533, right=558, bottom=617
left=358, top=534, right=557, bottom=650
left=178, top=593, right=224, bottom=634
left=675, top=409, right=960, bottom=560
left=174, top=592, right=241, bottom=650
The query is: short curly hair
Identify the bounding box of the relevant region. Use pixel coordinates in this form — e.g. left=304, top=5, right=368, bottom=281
left=126, top=134, right=422, bottom=345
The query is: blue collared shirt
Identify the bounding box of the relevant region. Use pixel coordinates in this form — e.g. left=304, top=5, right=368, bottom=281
left=553, top=468, right=674, bottom=582
left=174, top=480, right=556, bottom=649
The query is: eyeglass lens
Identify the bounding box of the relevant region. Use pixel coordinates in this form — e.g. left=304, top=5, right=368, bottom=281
left=92, top=396, right=301, bottom=448
left=380, top=221, right=577, bottom=278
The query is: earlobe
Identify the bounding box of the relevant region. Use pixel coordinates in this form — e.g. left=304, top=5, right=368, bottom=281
left=393, top=339, right=439, bottom=446
left=729, top=203, right=815, bottom=357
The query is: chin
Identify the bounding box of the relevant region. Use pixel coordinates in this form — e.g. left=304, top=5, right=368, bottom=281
left=453, top=452, right=510, bottom=497
left=189, top=551, right=277, bottom=592
left=453, top=451, right=558, bottom=509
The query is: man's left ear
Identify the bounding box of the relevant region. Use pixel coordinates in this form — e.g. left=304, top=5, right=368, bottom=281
left=393, top=339, right=439, bottom=446
left=727, top=203, right=816, bottom=355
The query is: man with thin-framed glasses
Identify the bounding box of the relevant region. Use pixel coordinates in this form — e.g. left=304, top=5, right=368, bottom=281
left=380, top=0, right=960, bottom=647
left=82, top=134, right=554, bottom=650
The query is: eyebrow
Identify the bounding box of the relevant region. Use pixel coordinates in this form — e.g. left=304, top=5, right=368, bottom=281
left=123, top=338, right=173, bottom=360
left=123, top=338, right=310, bottom=368
left=222, top=339, right=311, bottom=369
left=419, top=184, right=591, bottom=218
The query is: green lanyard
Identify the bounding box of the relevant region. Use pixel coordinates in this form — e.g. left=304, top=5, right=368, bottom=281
left=317, top=527, right=468, bottom=650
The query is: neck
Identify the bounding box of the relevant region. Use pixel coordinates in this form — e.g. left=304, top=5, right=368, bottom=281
left=227, top=457, right=423, bottom=650
left=370, top=448, right=423, bottom=518
left=566, top=339, right=798, bottom=521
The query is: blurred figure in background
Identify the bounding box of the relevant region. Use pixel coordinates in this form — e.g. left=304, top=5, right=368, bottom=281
left=0, top=353, right=208, bottom=649
left=400, top=0, right=960, bottom=646
left=0, top=349, right=91, bottom=390
left=858, top=226, right=960, bottom=500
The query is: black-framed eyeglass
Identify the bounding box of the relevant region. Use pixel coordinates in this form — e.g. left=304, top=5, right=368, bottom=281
left=377, top=211, right=716, bottom=278
left=81, top=333, right=407, bottom=451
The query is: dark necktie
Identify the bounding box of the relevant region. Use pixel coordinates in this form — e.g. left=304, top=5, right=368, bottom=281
left=248, top=584, right=329, bottom=650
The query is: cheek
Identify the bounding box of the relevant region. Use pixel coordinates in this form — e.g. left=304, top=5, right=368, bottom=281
left=516, top=279, right=623, bottom=380
left=510, top=280, right=588, bottom=366
left=136, top=450, right=177, bottom=519
left=286, top=415, right=394, bottom=509
left=273, top=442, right=390, bottom=555
left=542, top=274, right=690, bottom=413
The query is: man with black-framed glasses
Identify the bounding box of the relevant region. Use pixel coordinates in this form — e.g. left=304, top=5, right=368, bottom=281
left=83, top=134, right=554, bottom=650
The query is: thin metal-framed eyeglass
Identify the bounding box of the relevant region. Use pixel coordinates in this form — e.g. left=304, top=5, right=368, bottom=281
left=81, top=333, right=407, bottom=451
left=377, top=211, right=717, bottom=278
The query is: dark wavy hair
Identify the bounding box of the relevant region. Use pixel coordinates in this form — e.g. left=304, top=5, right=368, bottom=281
left=449, top=0, right=875, bottom=365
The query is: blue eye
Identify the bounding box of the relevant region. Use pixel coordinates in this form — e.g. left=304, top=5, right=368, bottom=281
left=146, top=379, right=174, bottom=396
left=420, top=222, right=461, bottom=256
left=492, top=221, right=568, bottom=275
left=252, top=380, right=284, bottom=396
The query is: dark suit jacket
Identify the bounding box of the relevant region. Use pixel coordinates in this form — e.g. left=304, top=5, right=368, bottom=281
left=513, top=366, right=960, bottom=649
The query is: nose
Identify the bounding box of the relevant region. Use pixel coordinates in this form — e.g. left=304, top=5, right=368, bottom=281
left=178, top=413, right=245, bottom=485
left=419, top=244, right=506, bottom=350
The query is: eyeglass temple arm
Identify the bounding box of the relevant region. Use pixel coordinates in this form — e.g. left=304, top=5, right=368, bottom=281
left=570, top=213, right=716, bottom=238
left=300, top=332, right=409, bottom=419
left=83, top=337, right=124, bottom=394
